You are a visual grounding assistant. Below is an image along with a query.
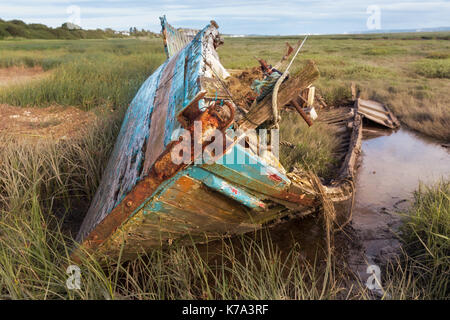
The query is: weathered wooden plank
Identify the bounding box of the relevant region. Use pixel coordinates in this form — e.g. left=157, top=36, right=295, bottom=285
left=142, top=52, right=180, bottom=173
left=160, top=15, right=198, bottom=58
left=162, top=176, right=254, bottom=223
left=76, top=64, right=166, bottom=242
left=89, top=171, right=259, bottom=260
left=183, top=34, right=203, bottom=109
left=164, top=49, right=187, bottom=147
left=144, top=200, right=254, bottom=234
left=238, top=60, right=320, bottom=130
left=356, top=98, right=400, bottom=129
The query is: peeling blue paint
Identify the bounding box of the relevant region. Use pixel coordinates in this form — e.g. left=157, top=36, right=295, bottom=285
left=187, top=167, right=266, bottom=210
left=203, top=142, right=290, bottom=191
left=80, top=19, right=299, bottom=243
left=164, top=48, right=186, bottom=146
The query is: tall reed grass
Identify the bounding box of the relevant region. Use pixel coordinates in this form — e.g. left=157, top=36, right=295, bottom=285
left=376, top=180, right=449, bottom=299
left=279, top=110, right=340, bottom=179
left=0, top=117, right=448, bottom=299
left=0, top=35, right=448, bottom=300
left=0, top=39, right=166, bottom=110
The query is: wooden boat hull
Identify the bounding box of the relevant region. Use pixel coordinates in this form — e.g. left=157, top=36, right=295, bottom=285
left=73, top=18, right=362, bottom=262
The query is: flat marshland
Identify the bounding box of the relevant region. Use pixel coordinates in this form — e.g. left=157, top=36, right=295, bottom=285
left=220, top=33, right=450, bottom=141
left=0, top=33, right=448, bottom=299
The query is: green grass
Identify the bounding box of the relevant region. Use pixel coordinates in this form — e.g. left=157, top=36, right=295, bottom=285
left=1, top=32, right=449, bottom=139
left=381, top=180, right=449, bottom=299
left=279, top=111, right=340, bottom=179
left=413, top=58, right=450, bottom=79
left=0, top=33, right=449, bottom=300
left=0, top=125, right=448, bottom=298
left=0, top=39, right=166, bottom=110
left=0, top=131, right=346, bottom=299
left=219, top=33, right=450, bottom=141
left=1, top=140, right=447, bottom=299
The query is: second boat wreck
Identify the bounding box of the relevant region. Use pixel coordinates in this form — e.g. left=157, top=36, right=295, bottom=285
left=72, top=17, right=362, bottom=262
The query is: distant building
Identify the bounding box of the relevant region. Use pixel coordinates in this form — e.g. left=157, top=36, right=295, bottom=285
left=62, top=22, right=81, bottom=30
left=114, top=31, right=130, bottom=36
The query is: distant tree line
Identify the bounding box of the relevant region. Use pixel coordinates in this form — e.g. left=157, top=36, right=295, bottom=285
left=0, top=19, right=158, bottom=40
left=128, top=27, right=157, bottom=37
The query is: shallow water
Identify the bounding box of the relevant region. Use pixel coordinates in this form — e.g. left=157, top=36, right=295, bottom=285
left=355, top=127, right=450, bottom=210
left=350, top=126, right=450, bottom=277
left=199, top=125, right=450, bottom=280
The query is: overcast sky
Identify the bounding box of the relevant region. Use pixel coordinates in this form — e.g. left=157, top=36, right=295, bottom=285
left=1, top=0, right=449, bottom=35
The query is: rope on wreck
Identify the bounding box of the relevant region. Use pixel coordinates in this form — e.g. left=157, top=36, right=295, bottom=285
left=271, top=35, right=309, bottom=129
left=200, top=51, right=251, bottom=119
left=307, top=171, right=336, bottom=290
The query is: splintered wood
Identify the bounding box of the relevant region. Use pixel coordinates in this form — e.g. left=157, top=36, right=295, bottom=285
left=237, top=60, right=320, bottom=130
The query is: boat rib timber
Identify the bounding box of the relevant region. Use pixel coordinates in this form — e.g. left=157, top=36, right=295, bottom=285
left=72, top=17, right=362, bottom=262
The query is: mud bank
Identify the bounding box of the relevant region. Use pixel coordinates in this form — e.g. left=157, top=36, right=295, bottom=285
left=0, top=104, right=95, bottom=140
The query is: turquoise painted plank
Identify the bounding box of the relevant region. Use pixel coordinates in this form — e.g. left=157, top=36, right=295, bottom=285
left=203, top=142, right=290, bottom=191
left=187, top=167, right=266, bottom=210
left=182, top=28, right=206, bottom=111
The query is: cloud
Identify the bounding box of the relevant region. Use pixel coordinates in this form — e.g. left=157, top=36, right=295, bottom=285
left=0, top=0, right=449, bottom=34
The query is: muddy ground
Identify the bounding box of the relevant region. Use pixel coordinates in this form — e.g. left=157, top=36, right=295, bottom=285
left=0, top=66, right=93, bottom=140
left=0, top=66, right=49, bottom=87
left=0, top=104, right=95, bottom=140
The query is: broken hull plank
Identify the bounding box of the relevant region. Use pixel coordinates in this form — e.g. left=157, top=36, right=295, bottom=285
left=160, top=15, right=199, bottom=59
left=356, top=98, right=400, bottom=129
left=238, top=60, right=320, bottom=130
left=72, top=18, right=362, bottom=263
left=92, top=168, right=264, bottom=261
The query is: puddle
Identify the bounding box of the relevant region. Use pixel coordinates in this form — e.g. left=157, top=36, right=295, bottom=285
left=349, top=126, right=450, bottom=279
left=356, top=127, right=449, bottom=210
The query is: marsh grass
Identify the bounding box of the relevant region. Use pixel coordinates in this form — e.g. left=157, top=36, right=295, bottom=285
left=0, top=39, right=166, bottom=110
left=0, top=122, right=448, bottom=299
left=279, top=111, right=340, bottom=179
left=0, top=206, right=350, bottom=300
left=0, top=113, right=350, bottom=299
left=0, top=114, right=121, bottom=221
left=380, top=180, right=450, bottom=299
left=0, top=34, right=449, bottom=300
left=2, top=34, right=449, bottom=139
left=0, top=125, right=348, bottom=299
left=413, top=58, right=450, bottom=79
left=219, top=33, right=450, bottom=141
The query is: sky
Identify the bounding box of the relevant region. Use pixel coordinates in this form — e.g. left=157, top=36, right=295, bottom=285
left=1, top=0, right=449, bottom=35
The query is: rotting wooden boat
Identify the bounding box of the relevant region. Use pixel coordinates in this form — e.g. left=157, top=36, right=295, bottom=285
left=72, top=17, right=362, bottom=262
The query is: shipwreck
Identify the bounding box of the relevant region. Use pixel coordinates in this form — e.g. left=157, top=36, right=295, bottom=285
left=73, top=17, right=363, bottom=262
